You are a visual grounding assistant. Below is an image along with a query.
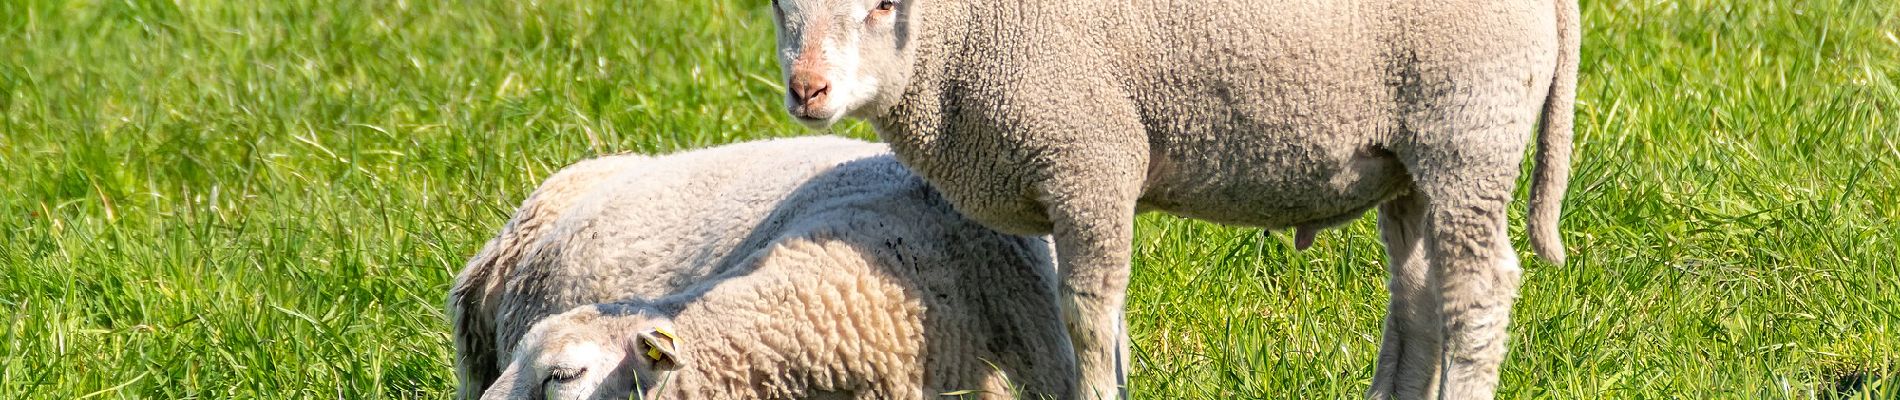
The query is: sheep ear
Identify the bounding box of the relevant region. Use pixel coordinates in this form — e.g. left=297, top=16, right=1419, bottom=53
left=634, top=325, right=683, bottom=371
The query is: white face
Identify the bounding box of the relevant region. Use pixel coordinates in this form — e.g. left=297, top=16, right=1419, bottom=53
left=533, top=342, right=625, bottom=400
left=480, top=306, right=681, bottom=400
left=772, top=0, right=915, bottom=128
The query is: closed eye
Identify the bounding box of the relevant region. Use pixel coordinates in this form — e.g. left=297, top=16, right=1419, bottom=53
left=548, top=366, right=585, bottom=383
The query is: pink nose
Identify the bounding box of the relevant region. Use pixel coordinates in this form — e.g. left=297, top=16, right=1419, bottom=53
left=789, top=71, right=830, bottom=109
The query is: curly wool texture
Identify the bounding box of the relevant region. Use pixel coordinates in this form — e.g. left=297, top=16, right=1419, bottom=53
left=862, top=0, right=1575, bottom=254
left=772, top=0, right=1579, bottom=398
left=646, top=208, right=1074, bottom=399
left=451, top=136, right=1075, bottom=399
left=449, top=136, right=887, bottom=399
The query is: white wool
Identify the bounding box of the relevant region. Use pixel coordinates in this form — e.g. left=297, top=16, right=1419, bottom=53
left=451, top=136, right=1076, bottom=400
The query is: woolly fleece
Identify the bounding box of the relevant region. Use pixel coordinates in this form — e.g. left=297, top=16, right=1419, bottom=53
left=770, top=0, right=1580, bottom=398
left=451, top=136, right=1076, bottom=399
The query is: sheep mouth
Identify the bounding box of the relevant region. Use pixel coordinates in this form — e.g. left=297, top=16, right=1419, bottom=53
left=787, top=108, right=838, bottom=127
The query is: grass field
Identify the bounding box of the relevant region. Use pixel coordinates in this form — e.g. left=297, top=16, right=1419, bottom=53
left=2, top=0, right=1897, bottom=398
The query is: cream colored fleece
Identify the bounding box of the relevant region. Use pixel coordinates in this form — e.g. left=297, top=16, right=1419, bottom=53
left=454, top=136, right=1076, bottom=400
left=768, top=0, right=1580, bottom=398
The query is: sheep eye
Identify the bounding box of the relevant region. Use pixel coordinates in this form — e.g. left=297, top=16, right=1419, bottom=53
left=875, top=0, right=896, bottom=11
left=548, top=366, right=585, bottom=383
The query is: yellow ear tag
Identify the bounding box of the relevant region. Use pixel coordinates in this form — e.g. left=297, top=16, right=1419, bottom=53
left=645, top=327, right=679, bottom=361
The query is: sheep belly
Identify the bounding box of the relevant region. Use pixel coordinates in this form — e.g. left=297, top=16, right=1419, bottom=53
left=1138, top=139, right=1410, bottom=230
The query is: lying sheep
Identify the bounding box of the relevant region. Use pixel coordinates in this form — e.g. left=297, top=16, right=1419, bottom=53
left=448, top=136, right=885, bottom=398
left=769, top=0, right=1580, bottom=399
left=450, top=136, right=1076, bottom=399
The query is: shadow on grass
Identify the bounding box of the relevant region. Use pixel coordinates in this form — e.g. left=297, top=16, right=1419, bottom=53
left=1825, top=370, right=1897, bottom=400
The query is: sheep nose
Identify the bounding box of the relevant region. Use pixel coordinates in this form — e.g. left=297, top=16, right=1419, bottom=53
left=789, top=72, right=830, bottom=107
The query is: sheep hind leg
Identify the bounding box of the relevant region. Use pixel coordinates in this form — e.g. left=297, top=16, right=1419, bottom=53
left=1427, top=204, right=1522, bottom=400
left=1367, top=194, right=1443, bottom=400
left=1415, top=158, right=1526, bottom=400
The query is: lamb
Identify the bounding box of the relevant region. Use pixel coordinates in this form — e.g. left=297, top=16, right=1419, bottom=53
left=448, top=136, right=886, bottom=398
left=449, top=136, right=1076, bottom=399
left=768, top=1, right=1580, bottom=399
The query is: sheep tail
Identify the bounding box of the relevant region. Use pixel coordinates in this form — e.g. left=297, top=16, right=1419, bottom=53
left=1529, top=0, right=1578, bottom=265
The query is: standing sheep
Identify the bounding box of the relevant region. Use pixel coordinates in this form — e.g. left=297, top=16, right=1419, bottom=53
left=450, top=136, right=1076, bottom=399
left=768, top=0, right=1580, bottom=399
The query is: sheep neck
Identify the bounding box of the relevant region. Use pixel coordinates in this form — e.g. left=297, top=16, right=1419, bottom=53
left=867, top=0, right=973, bottom=156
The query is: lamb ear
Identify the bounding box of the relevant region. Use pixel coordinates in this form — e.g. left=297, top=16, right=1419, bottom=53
left=634, top=325, right=684, bottom=371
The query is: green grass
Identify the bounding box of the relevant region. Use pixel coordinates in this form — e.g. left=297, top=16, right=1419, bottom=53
left=1, top=0, right=1895, bottom=398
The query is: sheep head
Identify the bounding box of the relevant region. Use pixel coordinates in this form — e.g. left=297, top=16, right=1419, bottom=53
left=481, top=304, right=683, bottom=400
left=771, top=0, right=918, bottom=128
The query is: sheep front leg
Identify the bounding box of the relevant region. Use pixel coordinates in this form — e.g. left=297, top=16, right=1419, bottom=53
left=1053, top=213, right=1136, bottom=400
left=1048, top=188, right=1142, bottom=400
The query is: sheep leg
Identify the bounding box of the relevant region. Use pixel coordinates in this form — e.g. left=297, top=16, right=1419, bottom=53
left=1408, top=140, right=1527, bottom=400
left=1367, top=194, right=1443, bottom=399
left=1428, top=206, right=1521, bottom=400
left=1049, top=196, right=1140, bottom=400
